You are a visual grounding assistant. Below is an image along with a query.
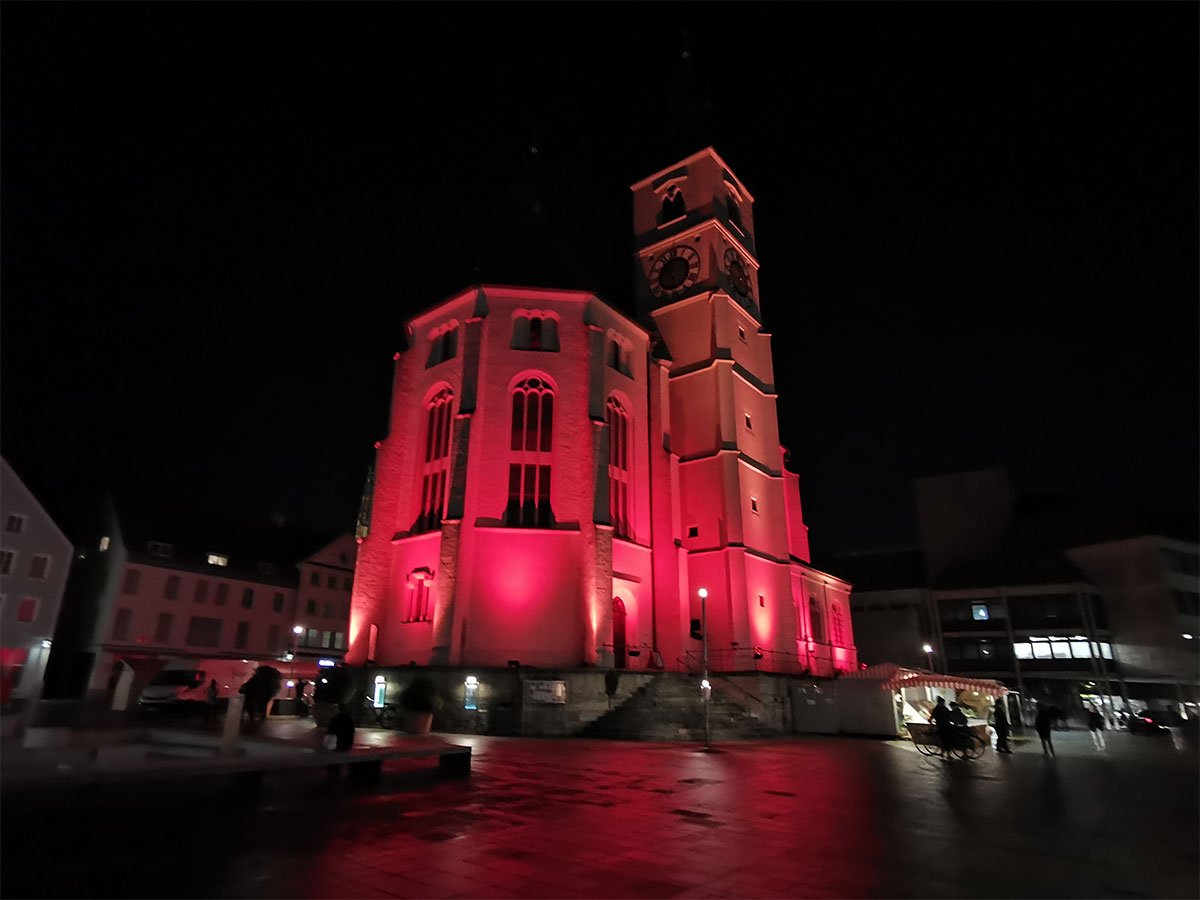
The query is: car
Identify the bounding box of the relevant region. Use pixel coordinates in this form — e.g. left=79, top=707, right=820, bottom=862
left=1126, top=709, right=1174, bottom=735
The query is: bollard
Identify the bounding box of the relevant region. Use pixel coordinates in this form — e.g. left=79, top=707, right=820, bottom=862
left=221, top=694, right=244, bottom=757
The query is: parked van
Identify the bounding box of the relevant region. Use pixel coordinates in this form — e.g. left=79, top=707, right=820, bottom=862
left=137, top=657, right=318, bottom=712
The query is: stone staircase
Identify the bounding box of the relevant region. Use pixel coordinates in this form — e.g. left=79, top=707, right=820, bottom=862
left=577, top=672, right=777, bottom=740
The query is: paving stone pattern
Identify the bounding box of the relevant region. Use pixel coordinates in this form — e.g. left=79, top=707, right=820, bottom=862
left=2, top=727, right=1196, bottom=899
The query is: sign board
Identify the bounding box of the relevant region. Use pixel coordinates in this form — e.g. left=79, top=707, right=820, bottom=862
left=525, top=679, right=567, bottom=705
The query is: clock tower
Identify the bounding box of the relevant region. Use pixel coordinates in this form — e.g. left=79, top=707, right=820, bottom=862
left=630, top=148, right=846, bottom=673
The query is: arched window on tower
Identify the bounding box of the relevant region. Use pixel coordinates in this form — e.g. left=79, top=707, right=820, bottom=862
left=414, top=388, right=453, bottom=533
left=426, top=322, right=459, bottom=367
left=662, top=187, right=686, bottom=222
left=809, top=597, right=825, bottom=644
left=606, top=397, right=632, bottom=540
left=512, top=311, right=558, bottom=352
left=506, top=377, right=555, bottom=527
left=726, top=191, right=743, bottom=232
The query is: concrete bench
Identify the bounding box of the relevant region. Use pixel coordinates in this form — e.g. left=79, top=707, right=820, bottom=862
left=1, top=737, right=471, bottom=792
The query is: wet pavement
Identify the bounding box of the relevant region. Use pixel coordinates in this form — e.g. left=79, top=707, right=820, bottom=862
left=2, top=724, right=1196, bottom=899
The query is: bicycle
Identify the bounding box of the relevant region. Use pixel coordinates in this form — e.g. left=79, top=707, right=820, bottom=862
left=908, top=723, right=987, bottom=760
left=360, top=694, right=401, bottom=729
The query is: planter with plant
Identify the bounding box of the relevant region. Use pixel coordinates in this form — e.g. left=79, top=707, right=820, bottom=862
left=399, top=676, right=442, bottom=734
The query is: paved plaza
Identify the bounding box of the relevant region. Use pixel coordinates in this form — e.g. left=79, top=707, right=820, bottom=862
left=2, top=725, right=1196, bottom=899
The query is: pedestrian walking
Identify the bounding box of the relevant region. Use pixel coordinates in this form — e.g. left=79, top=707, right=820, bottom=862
left=325, top=702, right=356, bottom=776
left=1086, top=704, right=1106, bottom=751
left=203, top=678, right=219, bottom=728
left=992, top=697, right=1012, bottom=753
left=1034, top=702, right=1055, bottom=757
left=1167, top=706, right=1187, bottom=751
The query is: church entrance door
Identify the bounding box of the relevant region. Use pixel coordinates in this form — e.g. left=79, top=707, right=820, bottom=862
left=613, top=597, right=627, bottom=668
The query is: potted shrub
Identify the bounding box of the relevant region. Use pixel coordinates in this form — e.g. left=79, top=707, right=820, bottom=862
left=399, top=676, right=442, bottom=734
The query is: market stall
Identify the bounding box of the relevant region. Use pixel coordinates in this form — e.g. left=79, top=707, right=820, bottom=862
left=834, top=663, right=1008, bottom=738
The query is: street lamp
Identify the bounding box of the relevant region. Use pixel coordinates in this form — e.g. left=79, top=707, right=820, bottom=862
left=923, top=643, right=934, bottom=672
left=698, top=587, right=710, bottom=749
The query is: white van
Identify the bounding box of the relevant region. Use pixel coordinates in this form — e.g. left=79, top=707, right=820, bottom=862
left=137, top=657, right=318, bottom=712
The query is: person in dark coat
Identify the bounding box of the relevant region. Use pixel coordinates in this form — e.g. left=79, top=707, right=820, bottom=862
left=1086, top=704, right=1106, bottom=751
left=993, top=697, right=1012, bottom=753
left=326, top=703, right=356, bottom=751
left=931, top=696, right=955, bottom=754
left=1034, top=702, right=1055, bottom=757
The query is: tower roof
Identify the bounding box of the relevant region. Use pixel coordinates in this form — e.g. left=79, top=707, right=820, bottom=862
left=629, top=147, right=755, bottom=203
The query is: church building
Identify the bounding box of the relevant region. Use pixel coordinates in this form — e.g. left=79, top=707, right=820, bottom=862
left=346, top=149, right=856, bottom=676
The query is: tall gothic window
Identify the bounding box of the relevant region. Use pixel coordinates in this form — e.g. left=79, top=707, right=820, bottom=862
left=809, top=597, right=825, bottom=644
left=415, top=388, right=453, bottom=533
left=506, top=377, right=554, bottom=527
left=404, top=569, right=434, bottom=623
left=830, top=604, right=844, bottom=646
left=607, top=397, right=631, bottom=540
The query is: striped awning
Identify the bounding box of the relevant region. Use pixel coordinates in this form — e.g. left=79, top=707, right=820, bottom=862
left=882, top=671, right=1008, bottom=697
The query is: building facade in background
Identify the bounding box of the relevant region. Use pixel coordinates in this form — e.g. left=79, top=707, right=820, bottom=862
left=0, top=457, right=73, bottom=704
left=348, top=149, right=857, bottom=675
left=845, top=468, right=1198, bottom=724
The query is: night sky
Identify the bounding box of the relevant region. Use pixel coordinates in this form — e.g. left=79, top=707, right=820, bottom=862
left=3, top=5, right=1197, bottom=556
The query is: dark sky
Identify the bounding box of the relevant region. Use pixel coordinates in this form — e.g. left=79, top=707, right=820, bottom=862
left=3, top=4, right=1197, bottom=556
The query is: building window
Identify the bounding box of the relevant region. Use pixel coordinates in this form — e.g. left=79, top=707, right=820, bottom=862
left=506, top=377, right=555, bottom=527
left=234, top=621, right=250, bottom=650
left=343, top=577, right=352, bottom=591
left=123, top=569, right=141, bottom=595
left=750, top=498, right=759, bottom=514
left=154, top=613, right=174, bottom=644
left=607, top=397, right=632, bottom=540
left=194, top=580, right=209, bottom=604
left=112, top=608, right=133, bottom=641
left=971, top=603, right=990, bottom=621
left=267, top=624, right=280, bottom=652
left=307, top=599, right=317, bottom=615
left=215, top=583, right=229, bottom=606
left=1013, top=642, right=1032, bottom=659
left=687, top=526, right=699, bottom=538
left=830, top=604, right=845, bottom=646
left=606, top=334, right=632, bottom=376
left=305, top=628, right=319, bottom=648
left=165, top=575, right=180, bottom=600
left=99, top=536, right=110, bottom=552
left=661, top=186, right=685, bottom=222
left=414, top=388, right=455, bottom=535
left=0, top=550, right=13, bottom=576
left=147, top=541, right=174, bottom=559
left=321, top=631, right=333, bottom=649
left=512, top=313, right=559, bottom=352
left=206, top=553, right=228, bottom=567
left=809, top=597, right=825, bottom=643
left=744, top=413, right=752, bottom=430
left=241, top=588, right=254, bottom=610
left=738, top=325, right=746, bottom=342
left=17, top=597, right=37, bottom=623
left=726, top=191, right=743, bottom=231
left=427, top=322, right=459, bottom=367
left=310, top=571, right=319, bottom=586
left=323, top=602, right=336, bottom=618
left=334, top=632, right=346, bottom=650
left=5, top=515, right=26, bottom=534
left=759, top=595, right=766, bottom=608
left=29, top=555, right=50, bottom=579
left=404, top=570, right=434, bottom=623
left=326, top=574, right=336, bottom=590
left=273, top=592, right=285, bottom=613
left=185, top=616, right=221, bottom=647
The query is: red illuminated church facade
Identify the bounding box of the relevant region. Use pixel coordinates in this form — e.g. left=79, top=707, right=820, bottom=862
left=347, top=149, right=856, bottom=676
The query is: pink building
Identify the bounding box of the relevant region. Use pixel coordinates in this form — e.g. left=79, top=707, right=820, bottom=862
left=348, top=150, right=856, bottom=676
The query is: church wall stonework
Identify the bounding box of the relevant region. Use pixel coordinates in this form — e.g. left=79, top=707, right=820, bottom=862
left=347, top=149, right=857, bottom=677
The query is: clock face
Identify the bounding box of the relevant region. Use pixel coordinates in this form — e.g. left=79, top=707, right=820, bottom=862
left=724, top=248, right=751, bottom=297
left=648, top=245, right=701, bottom=299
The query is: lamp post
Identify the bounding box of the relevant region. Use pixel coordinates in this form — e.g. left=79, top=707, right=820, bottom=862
left=923, top=643, right=934, bottom=673
left=291, top=624, right=304, bottom=661
left=699, top=587, right=710, bottom=750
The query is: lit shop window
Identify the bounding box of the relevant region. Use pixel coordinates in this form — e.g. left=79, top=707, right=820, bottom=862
left=414, top=388, right=453, bottom=534
left=971, top=603, right=990, bottom=621
left=207, top=553, right=228, bottom=567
